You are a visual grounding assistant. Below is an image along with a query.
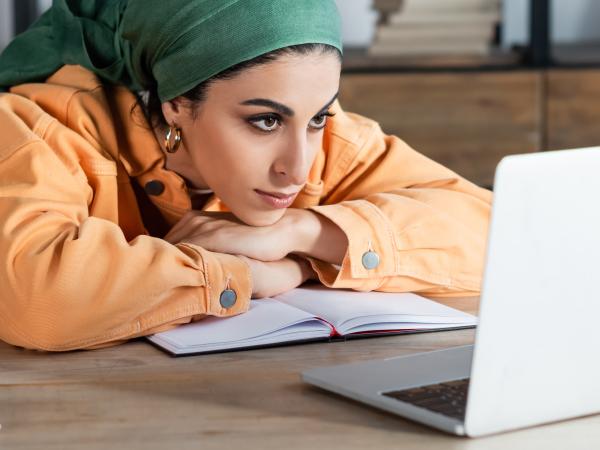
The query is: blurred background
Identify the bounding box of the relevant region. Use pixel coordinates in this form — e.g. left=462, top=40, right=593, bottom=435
left=2, top=0, right=600, bottom=188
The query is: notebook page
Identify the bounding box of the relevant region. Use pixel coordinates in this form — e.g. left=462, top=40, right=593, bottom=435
left=148, top=299, right=331, bottom=354
left=273, top=286, right=476, bottom=334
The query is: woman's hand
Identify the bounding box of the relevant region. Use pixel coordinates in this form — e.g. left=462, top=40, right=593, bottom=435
left=165, top=208, right=348, bottom=264
left=164, top=211, right=293, bottom=262
left=238, top=255, right=316, bottom=299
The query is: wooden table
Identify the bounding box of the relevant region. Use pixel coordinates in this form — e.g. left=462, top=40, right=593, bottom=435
left=2, top=296, right=599, bottom=449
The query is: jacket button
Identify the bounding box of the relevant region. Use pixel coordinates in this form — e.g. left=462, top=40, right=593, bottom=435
left=144, top=180, right=165, bottom=196
left=362, top=251, right=380, bottom=270
left=219, top=289, right=237, bottom=308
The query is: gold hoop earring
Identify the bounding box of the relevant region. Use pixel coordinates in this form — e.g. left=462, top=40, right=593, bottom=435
left=164, top=125, right=182, bottom=154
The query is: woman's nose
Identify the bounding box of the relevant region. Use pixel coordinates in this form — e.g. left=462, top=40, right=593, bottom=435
left=274, top=136, right=311, bottom=186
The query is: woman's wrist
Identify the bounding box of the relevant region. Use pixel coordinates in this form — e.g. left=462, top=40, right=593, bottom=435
left=278, top=208, right=319, bottom=255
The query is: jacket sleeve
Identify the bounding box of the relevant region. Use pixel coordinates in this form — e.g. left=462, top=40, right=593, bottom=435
left=304, top=103, right=492, bottom=297
left=0, top=137, right=251, bottom=351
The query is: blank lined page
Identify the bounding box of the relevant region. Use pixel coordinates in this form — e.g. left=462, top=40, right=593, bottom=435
left=273, top=286, right=476, bottom=334
left=148, top=299, right=330, bottom=354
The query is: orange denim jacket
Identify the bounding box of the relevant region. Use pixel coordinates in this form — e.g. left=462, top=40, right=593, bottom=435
left=0, top=65, right=492, bottom=351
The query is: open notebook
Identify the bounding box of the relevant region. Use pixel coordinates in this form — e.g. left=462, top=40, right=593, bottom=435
left=147, top=284, right=477, bottom=356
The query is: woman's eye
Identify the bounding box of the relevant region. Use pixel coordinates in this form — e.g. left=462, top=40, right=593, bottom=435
left=249, top=111, right=334, bottom=132
left=309, top=112, right=333, bottom=130
left=250, top=115, right=281, bottom=132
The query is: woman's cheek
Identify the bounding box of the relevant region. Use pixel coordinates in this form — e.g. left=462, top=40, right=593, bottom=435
left=228, top=143, right=272, bottom=179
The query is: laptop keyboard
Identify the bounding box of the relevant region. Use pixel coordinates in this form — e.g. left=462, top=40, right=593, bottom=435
left=382, top=378, right=470, bottom=420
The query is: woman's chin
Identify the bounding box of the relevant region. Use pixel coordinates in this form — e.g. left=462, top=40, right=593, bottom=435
left=234, top=207, right=286, bottom=227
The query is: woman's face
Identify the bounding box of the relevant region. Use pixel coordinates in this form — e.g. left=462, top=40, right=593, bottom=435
left=161, top=52, right=341, bottom=226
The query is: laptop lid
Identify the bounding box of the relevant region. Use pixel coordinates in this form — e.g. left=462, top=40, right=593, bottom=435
left=465, top=147, right=600, bottom=436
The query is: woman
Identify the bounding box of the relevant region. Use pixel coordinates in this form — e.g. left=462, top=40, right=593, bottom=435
left=0, top=0, right=491, bottom=351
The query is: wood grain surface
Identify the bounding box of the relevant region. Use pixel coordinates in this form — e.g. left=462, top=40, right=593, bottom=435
left=339, top=71, right=542, bottom=187
left=546, top=68, right=600, bottom=151
left=2, top=296, right=600, bottom=449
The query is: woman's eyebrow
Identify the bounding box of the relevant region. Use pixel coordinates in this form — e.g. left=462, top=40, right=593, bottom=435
left=240, top=92, right=339, bottom=117
left=317, top=92, right=339, bottom=114
left=240, top=98, right=295, bottom=116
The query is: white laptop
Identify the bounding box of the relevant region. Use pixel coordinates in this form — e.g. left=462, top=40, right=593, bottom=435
left=302, top=147, right=600, bottom=437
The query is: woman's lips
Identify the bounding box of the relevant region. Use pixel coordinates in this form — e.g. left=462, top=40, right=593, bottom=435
left=255, top=189, right=298, bottom=209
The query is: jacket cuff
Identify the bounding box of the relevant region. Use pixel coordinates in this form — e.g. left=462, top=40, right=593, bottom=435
left=178, top=244, right=252, bottom=317
left=307, top=201, right=399, bottom=290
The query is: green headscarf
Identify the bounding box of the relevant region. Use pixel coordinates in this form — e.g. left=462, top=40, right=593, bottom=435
left=0, top=0, right=342, bottom=101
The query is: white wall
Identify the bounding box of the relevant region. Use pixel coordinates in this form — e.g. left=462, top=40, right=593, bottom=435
left=502, top=0, right=600, bottom=48
left=501, top=0, right=529, bottom=47
left=552, top=0, right=600, bottom=43
left=0, top=0, right=14, bottom=50
left=334, top=0, right=377, bottom=47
